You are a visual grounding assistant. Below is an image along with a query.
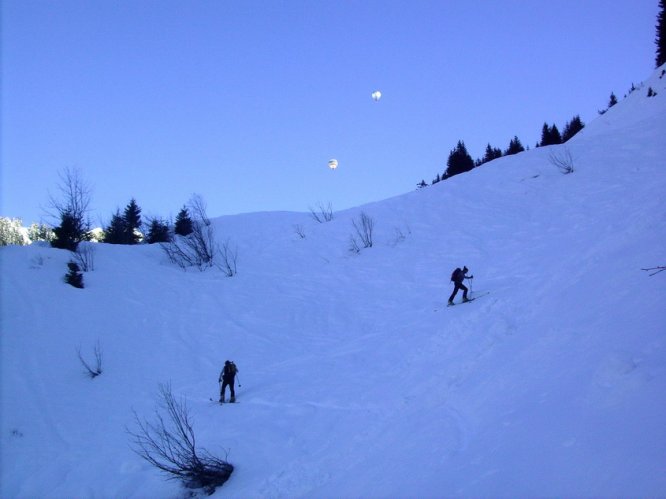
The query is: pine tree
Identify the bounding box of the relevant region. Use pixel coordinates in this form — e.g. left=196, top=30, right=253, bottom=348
left=504, top=136, right=525, bottom=156
left=124, top=198, right=142, bottom=244
left=609, top=92, right=618, bottom=108
left=540, top=123, right=562, bottom=146
left=65, top=261, right=84, bottom=288
left=443, top=141, right=475, bottom=179
left=104, top=210, right=128, bottom=244
left=562, top=115, right=585, bottom=142
left=146, top=218, right=171, bottom=244
left=480, top=143, right=503, bottom=164
left=52, top=210, right=88, bottom=251
left=174, top=207, right=193, bottom=236
left=657, top=0, right=666, bottom=67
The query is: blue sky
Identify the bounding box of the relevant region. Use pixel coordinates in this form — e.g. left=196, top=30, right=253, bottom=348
left=1, top=0, right=659, bottom=225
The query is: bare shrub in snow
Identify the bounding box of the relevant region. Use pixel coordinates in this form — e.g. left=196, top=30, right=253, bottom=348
left=220, top=239, right=238, bottom=277
left=548, top=147, right=575, bottom=174
left=161, top=195, right=236, bottom=274
left=642, top=266, right=665, bottom=276
left=309, top=202, right=334, bottom=223
left=72, top=242, right=96, bottom=272
left=129, top=383, right=233, bottom=495
left=293, top=224, right=306, bottom=239
left=77, top=341, right=102, bottom=378
left=390, top=224, right=411, bottom=247
left=350, top=212, right=374, bottom=251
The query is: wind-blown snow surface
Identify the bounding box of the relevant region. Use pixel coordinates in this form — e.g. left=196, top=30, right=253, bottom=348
left=2, top=67, right=666, bottom=498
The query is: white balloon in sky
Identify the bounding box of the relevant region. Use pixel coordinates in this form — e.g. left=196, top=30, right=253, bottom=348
left=328, top=159, right=338, bottom=170
left=371, top=90, right=382, bottom=102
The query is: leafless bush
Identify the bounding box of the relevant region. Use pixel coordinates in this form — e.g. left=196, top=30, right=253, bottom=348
left=642, top=266, right=665, bottom=276
left=351, top=212, right=374, bottom=249
left=548, top=148, right=575, bottom=174
left=309, top=202, right=334, bottom=223
left=128, top=383, right=233, bottom=494
left=77, top=341, right=102, bottom=378
left=220, top=239, right=238, bottom=277
left=390, top=224, right=411, bottom=247
left=161, top=195, right=235, bottom=273
left=293, top=224, right=306, bottom=239
left=72, top=242, right=96, bottom=272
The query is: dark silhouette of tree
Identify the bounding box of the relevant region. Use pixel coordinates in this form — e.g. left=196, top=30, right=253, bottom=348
left=657, top=0, right=665, bottom=67
left=65, top=261, right=84, bottom=288
left=562, top=115, right=585, bottom=142
left=104, top=210, right=128, bottom=244
left=609, top=92, right=618, bottom=108
left=146, top=218, right=171, bottom=244
left=416, top=180, right=428, bottom=189
left=540, top=123, right=562, bottom=146
left=49, top=168, right=92, bottom=251
left=174, top=206, right=193, bottom=236
left=124, top=198, right=142, bottom=244
left=504, top=136, right=525, bottom=156
left=478, top=143, right=503, bottom=165
left=443, top=141, right=475, bottom=179
left=52, top=210, right=88, bottom=251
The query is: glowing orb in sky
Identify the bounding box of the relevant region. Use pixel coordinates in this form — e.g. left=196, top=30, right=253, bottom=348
left=328, top=159, right=338, bottom=170
left=371, top=90, right=382, bottom=101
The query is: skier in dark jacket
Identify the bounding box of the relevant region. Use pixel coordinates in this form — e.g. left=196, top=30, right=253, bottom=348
left=449, top=266, right=473, bottom=305
left=219, top=360, right=238, bottom=403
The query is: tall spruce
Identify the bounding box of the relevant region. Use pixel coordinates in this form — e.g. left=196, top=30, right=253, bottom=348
left=504, top=136, right=525, bottom=156
left=540, top=123, right=562, bottom=147
left=104, top=210, right=128, bottom=244
left=562, top=115, right=585, bottom=142
left=657, top=0, right=666, bottom=67
left=146, top=218, right=171, bottom=244
left=174, top=206, right=193, bottom=236
left=482, top=143, right=503, bottom=164
left=443, top=141, right=475, bottom=179
left=609, top=92, right=618, bottom=108
left=123, top=198, right=142, bottom=244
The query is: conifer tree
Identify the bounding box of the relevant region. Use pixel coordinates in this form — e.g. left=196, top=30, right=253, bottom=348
left=657, top=0, right=665, bottom=67
left=104, top=210, right=128, bottom=244
left=174, top=206, right=193, bottom=236
left=480, top=143, right=503, bottom=164
left=443, top=141, right=475, bottom=179
left=540, top=123, right=562, bottom=146
left=562, top=115, right=585, bottom=142
left=504, top=136, right=525, bottom=156
left=146, top=218, right=171, bottom=244
left=124, top=198, right=142, bottom=244
left=609, top=92, right=618, bottom=108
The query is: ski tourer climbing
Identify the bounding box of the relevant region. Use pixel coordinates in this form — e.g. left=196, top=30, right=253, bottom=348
left=219, top=360, right=238, bottom=403
left=448, top=266, right=473, bottom=305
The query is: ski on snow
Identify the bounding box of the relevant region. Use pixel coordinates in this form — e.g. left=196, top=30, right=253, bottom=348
left=438, top=291, right=490, bottom=310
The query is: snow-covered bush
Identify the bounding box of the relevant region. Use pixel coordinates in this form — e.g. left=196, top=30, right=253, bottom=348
left=129, top=383, right=233, bottom=494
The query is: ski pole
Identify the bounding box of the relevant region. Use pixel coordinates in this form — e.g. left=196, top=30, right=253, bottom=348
left=236, top=375, right=241, bottom=388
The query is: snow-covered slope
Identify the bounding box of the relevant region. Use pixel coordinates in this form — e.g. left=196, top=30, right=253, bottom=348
left=2, top=66, right=665, bottom=498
